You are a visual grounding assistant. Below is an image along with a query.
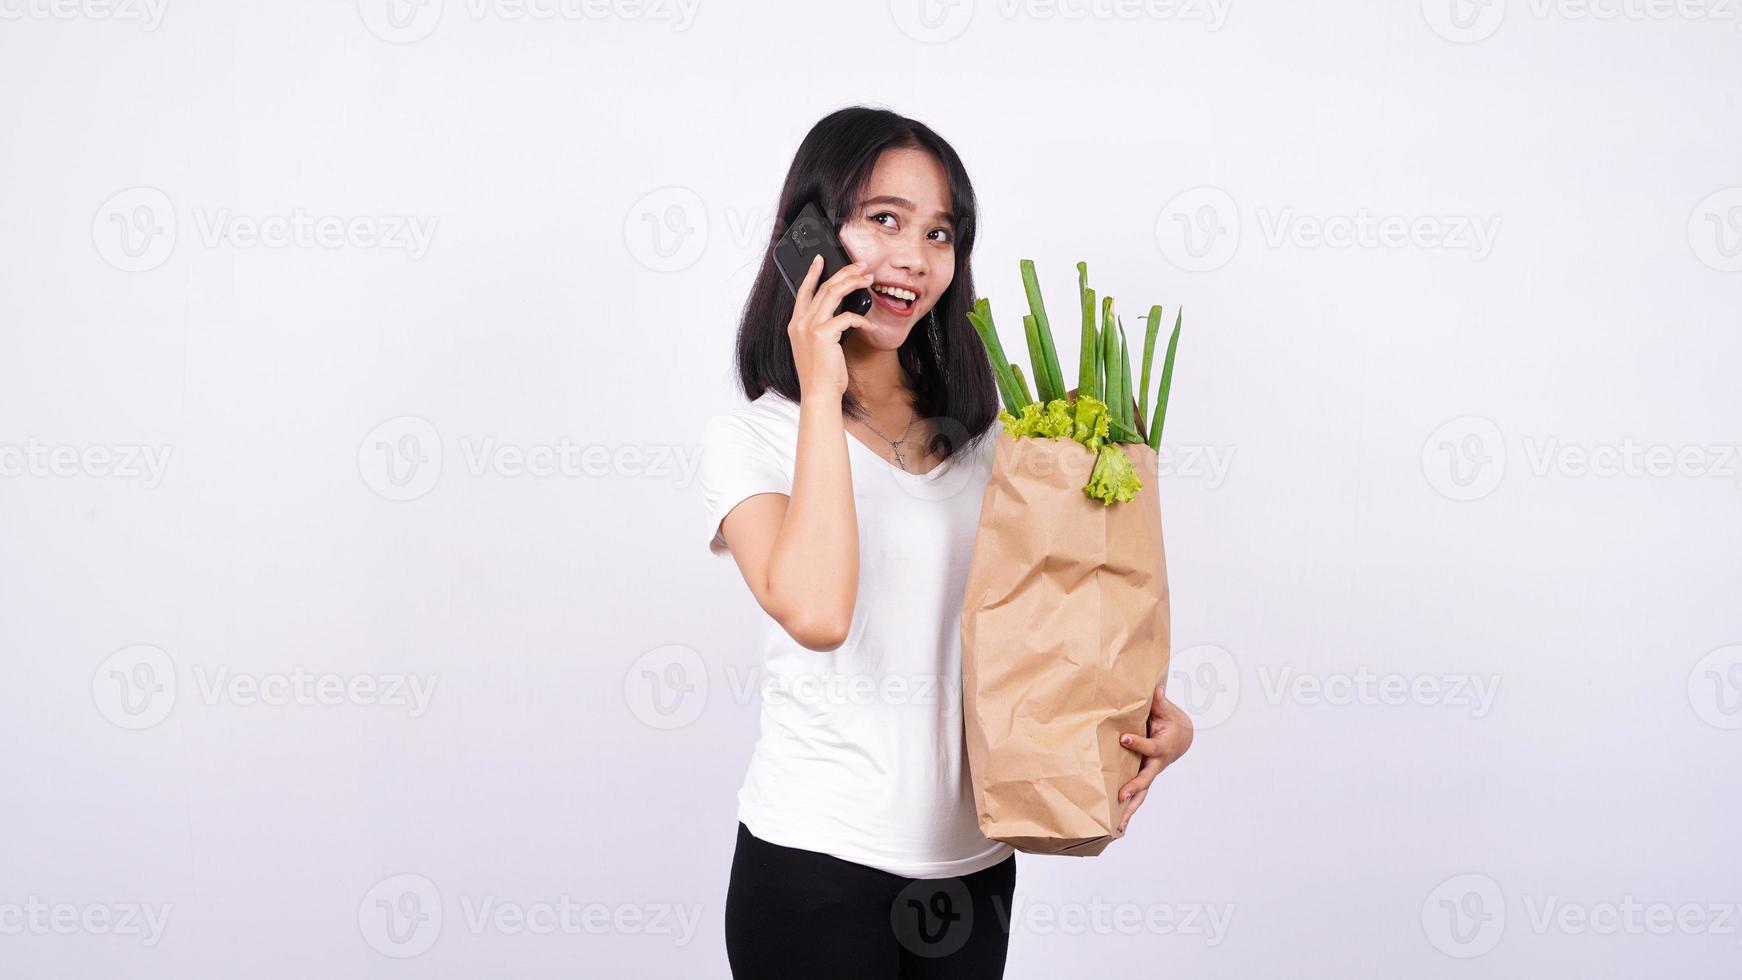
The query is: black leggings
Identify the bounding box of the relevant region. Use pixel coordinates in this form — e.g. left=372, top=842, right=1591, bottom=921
left=724, top=822, right=1017, bottom=979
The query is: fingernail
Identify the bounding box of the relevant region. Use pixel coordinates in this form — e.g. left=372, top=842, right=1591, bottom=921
left=1120, top=735, right=1132, bottom=745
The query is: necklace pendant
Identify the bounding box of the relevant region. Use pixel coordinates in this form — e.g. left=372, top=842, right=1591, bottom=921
left=892, top=446, right=907, bottom=468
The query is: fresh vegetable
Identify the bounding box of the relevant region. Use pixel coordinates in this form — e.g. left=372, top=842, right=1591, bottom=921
left=974, top=259, right=1186, bottom=504
left=1147, top=308, right=1183, bottom=451
left=1020, top=259, right=1065, bottom=402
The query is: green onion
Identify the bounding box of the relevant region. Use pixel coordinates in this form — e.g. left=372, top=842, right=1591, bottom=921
left=1078, top=263, right=1096, bottom=401
left=1021, top=313, right=1051, bottom=406
left=1139, top=305, right=1162, bottom=426
left=1100, top=295, right=1118, bottom=412
left=1019, top=259, right=1064, bottom=402
left=1010, top=362, right=1035, bottom=406
left=1118, top=317, right=1134, bottom=440
left=968, top=297, right=1025, bottom=413
left=1147, top=308, right=1183, bottom=451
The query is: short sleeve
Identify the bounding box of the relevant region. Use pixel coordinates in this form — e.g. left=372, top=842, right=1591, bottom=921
left=698, top=413, right=793, bottom=558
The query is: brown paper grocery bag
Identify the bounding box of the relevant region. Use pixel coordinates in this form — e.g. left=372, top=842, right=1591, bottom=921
left=960, top=428, right=1171, bottom=856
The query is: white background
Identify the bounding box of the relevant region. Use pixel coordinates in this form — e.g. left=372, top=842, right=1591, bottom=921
left=2, top=0, right=1739, bottom=977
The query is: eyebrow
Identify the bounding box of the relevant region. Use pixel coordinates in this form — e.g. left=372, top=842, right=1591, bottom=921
left=860, top=195, right=955, bottom=227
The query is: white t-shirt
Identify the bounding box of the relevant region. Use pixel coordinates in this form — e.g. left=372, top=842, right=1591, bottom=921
left=698, top=389, right=1015, bottom=879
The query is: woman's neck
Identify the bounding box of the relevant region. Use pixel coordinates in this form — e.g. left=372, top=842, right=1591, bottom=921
left=842, top=338, right=910, bottom=413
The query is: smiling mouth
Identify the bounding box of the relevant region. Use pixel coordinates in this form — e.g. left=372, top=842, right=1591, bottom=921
left=870, top=282, right=918, bottom=315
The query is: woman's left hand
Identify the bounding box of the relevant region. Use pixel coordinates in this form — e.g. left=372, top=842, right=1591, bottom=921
left=1115, top=680, right=1195, bottom=835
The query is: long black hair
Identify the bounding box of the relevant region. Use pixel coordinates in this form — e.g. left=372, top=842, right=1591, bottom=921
left=733, top=106, right=998, bottom=465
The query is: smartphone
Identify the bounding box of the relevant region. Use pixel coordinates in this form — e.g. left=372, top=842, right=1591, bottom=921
left=772, top=200, right=873, bottom=340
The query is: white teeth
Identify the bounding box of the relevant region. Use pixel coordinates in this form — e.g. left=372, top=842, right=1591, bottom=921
left=872, top=284, right=917, bottom=302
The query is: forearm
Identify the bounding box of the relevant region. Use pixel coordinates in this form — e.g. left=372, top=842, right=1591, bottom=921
left=764, top=394, right=859, bottom=648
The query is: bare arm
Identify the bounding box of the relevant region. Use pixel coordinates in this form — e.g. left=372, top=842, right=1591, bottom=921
left=717, top=255, right=874, bottom=651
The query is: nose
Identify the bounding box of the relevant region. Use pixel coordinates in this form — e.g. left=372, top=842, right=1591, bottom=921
left=888, top=234, right=927, bottom=279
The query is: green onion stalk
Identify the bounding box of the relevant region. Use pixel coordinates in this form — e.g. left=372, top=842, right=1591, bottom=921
left=971, top=259, right=1186, bottom=504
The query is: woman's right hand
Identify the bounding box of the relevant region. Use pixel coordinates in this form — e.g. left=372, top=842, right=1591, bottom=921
left=788, top=254, right=873, bottom=398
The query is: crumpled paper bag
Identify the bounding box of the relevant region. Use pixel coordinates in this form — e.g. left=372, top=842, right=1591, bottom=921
left=960, top=428, right=1171, bottom=856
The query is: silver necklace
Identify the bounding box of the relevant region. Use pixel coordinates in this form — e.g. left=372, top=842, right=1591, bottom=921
left=859, top=410, right=918, bottom=470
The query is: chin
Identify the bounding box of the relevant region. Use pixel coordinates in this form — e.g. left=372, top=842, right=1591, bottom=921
left=854, top=311, right=917, bottom=350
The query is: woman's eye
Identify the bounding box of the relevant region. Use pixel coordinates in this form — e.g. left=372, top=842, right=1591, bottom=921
left=929, top=228, right=953, bottom=244
left=870, top=212, right=897, bottom=228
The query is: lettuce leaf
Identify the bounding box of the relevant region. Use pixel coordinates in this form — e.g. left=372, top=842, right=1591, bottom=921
left=1084, top=443, right=1143, bottom=506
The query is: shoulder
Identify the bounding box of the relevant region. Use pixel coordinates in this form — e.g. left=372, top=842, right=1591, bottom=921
left=701, top=391, right=801, bottom=466
left=705, top=391, right=798, bottom=440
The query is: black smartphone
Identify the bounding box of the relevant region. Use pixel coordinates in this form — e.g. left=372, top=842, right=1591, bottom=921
left=772, top=201, right=873, bottom=339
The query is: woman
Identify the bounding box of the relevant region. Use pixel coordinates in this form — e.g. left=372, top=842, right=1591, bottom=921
left=698, top=106, right=1193, bottom=979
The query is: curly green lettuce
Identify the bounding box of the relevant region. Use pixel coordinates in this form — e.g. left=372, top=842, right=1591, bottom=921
left=997, top=395, right=1139, bottom=504
left=1085, top=443, right=1142, bottom=505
